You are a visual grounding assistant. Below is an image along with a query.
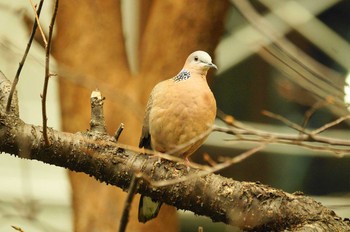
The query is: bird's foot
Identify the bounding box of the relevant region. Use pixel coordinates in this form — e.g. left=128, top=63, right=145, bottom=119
left=148, top=155, right=162, bottom=166
left=155, top=157, right=162, bottom=165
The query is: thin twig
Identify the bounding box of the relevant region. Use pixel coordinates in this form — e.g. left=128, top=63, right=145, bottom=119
left=215, top=118, right=350, bottom=156
left=42, top=0, right=58, bottom=145
left=114, top=123, right=125, bottom=141
left=225, top=123, right=350, bottom=147
left=301, top=99, right=331, bottom=130
left=118, top=174, right=139, bottom=232
left=137, top=126, right=215, bottom=170
left=90, top=89, right=107, bottom=134
left=167, top=125, right=214, bottom=156
left=6, top=0, right=44, bottom=113
left=216, top=109, right=236, bottom=126
left=11, top=226, right=24, bottom=232
left=149, top=141, right=269, bottom=187
left=203, top=153, right=217, bottom=166
left=231, top=0, right=348, bottom=115
left=312, top=114, right=350, bottom=135
left=259, top=46, right=347, bottom=110
left=29, top=0, right=47, bottom=46
left=262, top=110, right=310, bottom=134
left=232, top=0, right=345, bottom=94
left=224, top=135, right=347, bottom=157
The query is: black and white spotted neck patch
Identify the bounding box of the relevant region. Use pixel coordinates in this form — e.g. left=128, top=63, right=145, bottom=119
left=173, top=69, right=191, bottom=82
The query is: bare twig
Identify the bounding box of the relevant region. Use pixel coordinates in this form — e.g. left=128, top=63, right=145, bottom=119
left=216, top=109, right=236, bottom=126
left=231, top=0, right=348, bottom=115
left=232, top=0, right=345, bottom=93
left=42, top=0, right=58, bottom=145
left=312, top=114, right=350, bottom=135
left=149, top=141, right=269, bottom=187
left=119, top=174, right=139, bottom=232
left=114, top=123, right=125, bottom=141
left=301, top=99, right=332, bottom=130
left=215, top=113, right=350, bottom=155
left=28, top=0, right=47, bottom=46
left=167, top=125, right=214, bottom=156
left=203, top=153, right=217, bottom=166
left=137, top=126, right=215, bottom=170
left=258, top=46, right=346, bottom=110
left=11, top=226, right=24, bottom=232
left=6, top=0, right=44, bottom=113
left=90, top=89, right=107, bottom=134
left=262, top=110, right=310, bottom=135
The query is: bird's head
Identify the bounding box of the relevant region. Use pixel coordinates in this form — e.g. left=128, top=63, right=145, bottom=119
left=184, top=51, right=217, bottom=75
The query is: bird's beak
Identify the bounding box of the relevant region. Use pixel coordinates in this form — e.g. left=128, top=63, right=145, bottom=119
left=206, top=62, right=218, bottom=70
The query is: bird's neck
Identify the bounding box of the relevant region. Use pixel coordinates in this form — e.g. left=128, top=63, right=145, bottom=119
left=173, top=69, right=191, bottom=82
left=173, top=68, right=208, bottom=82
left=188, top=68, right=208, bottom=80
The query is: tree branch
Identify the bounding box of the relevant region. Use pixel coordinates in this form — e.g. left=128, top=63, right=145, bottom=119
left=0, top=73, right=349, bottom=231
left=28, top=0, right=47, bottom=46
left=6, top=0, right=44, bottom=113
left=216, top=110, right=350, bottom=156
left=42, top=0, right=58, bottom=145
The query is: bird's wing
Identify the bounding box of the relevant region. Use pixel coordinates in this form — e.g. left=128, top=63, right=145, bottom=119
left=138, top=91, right=154, bottom=149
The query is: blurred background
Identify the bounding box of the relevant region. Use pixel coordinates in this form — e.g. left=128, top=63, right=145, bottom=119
left=0, top=0, right=349, bottom=231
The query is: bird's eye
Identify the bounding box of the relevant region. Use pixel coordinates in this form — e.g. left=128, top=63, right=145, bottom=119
left=194, top=56, right=199, bottom=61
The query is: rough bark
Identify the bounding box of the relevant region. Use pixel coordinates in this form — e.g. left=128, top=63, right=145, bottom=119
left=52, top=0, right=229, bottom=231
left=0, top=73, right=349, bottom=231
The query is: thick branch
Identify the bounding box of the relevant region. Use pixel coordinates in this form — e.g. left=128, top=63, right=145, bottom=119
left=0, top=74, right=349, bottom=231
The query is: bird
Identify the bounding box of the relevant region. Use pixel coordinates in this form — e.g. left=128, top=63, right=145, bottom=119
left=138, top=50, right=217, bottom=223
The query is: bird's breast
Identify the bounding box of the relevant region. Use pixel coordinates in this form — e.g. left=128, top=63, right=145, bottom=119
left=149, top=80, right=216, bottom=156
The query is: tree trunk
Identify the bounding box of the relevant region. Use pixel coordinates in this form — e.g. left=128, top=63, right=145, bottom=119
left=53, top=0, right=229, bottom=231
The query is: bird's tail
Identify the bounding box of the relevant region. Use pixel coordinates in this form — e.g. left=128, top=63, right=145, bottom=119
left=138, top=195, right=163, bottom=223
